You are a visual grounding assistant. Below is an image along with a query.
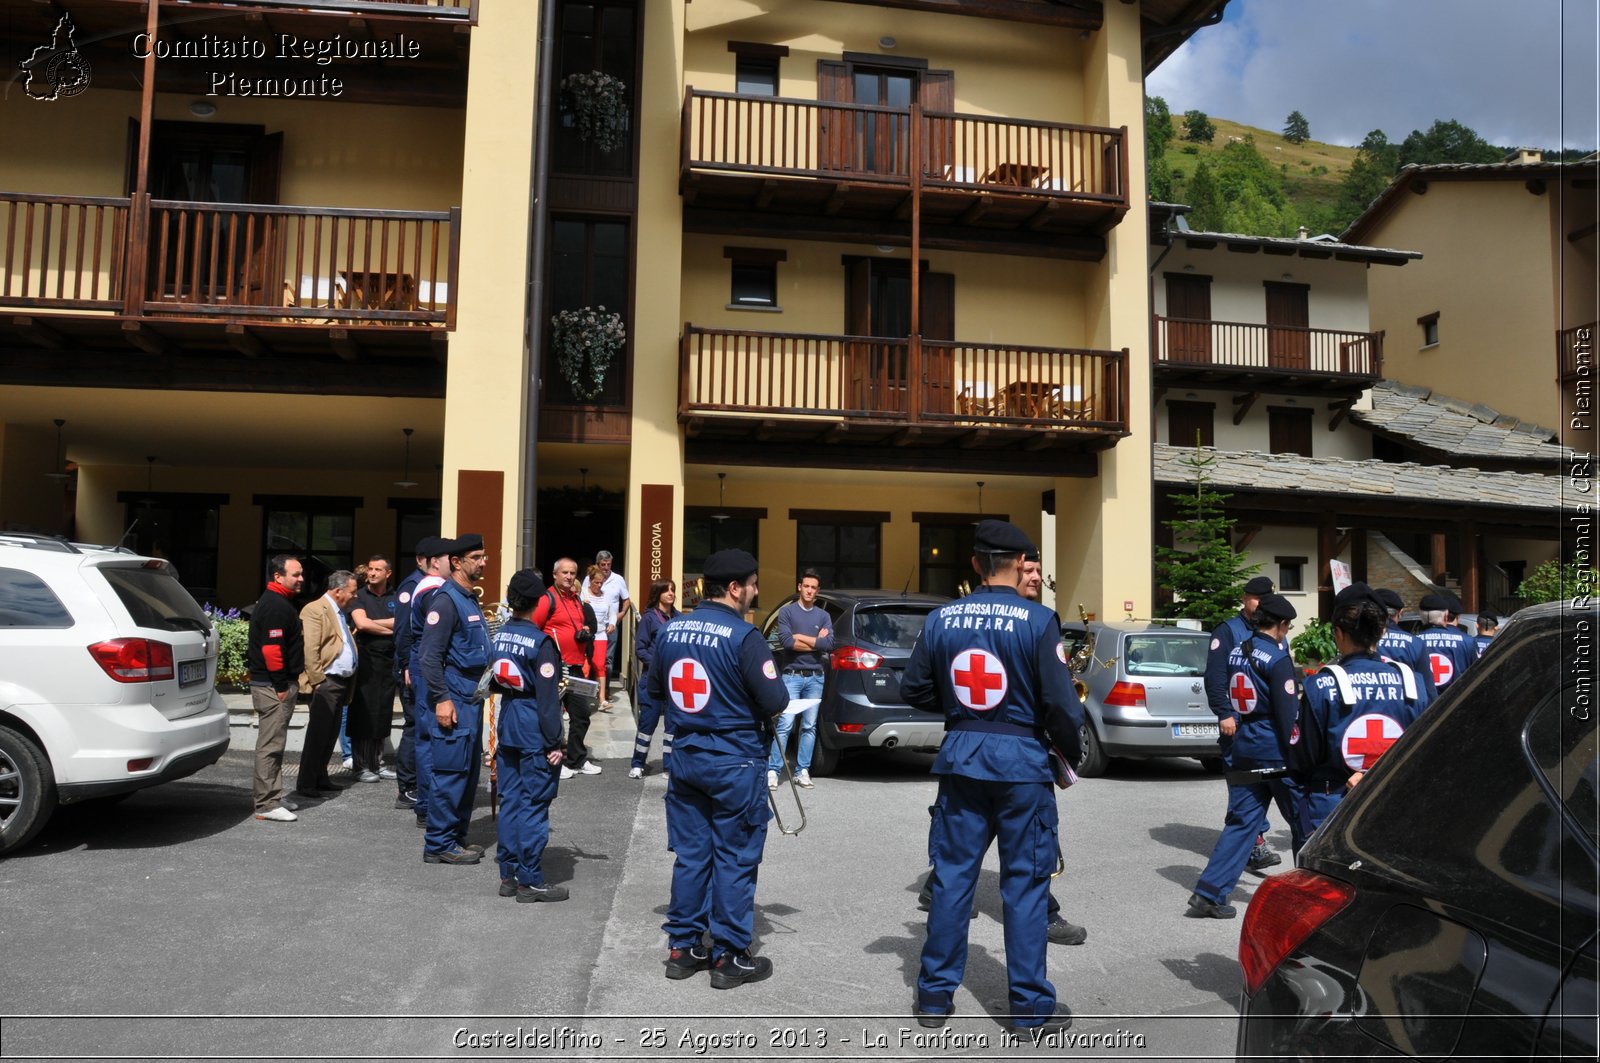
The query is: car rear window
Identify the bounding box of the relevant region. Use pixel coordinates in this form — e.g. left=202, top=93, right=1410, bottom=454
left=0, top=567, right=74, bottom=628
left=97, top=566, right=209, bottom=632
left=1123, top=633, right=1208, bottom=676
left=853, top=606, right=935, bottom=649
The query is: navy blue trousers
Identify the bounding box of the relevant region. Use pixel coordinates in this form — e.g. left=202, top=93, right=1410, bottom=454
left=411, top=689, right=434, bottom=823
left=423, top=707, right=480, bottom=855
left=1193, top=759, right=1304, bottom=905
left=663, top=747, right=770, bottom=958
left=495, top=746, right=559, bottom=886
left=395, top=679, right=417, bottom=794
left=631, top=686, right=673, bottom=773
left=919, top=774, right=1058, bottom=1026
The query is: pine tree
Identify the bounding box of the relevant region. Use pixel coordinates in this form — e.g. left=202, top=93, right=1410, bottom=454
left=1156, top=449, right=1261, bottom=628
left=1282, top=110, right=1310, bottom=144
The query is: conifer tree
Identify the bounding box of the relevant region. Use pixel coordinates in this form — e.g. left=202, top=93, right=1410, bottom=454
left=1282, top=110, right=1310, bottom=144
left=1156, top=449, right=1261, bottom=627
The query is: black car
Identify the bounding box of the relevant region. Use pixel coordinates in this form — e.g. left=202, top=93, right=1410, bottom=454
left=1235, top=601, right=1597, bottom=1059
left=760, top=590, right=949, bottom=775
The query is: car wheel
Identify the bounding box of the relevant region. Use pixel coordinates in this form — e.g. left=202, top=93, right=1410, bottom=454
left=809, top=737, right=838, bottom=777
left=1075, top=720, right=1109, bottom=777
left=0, top=725, right=56, bottom=857
left=1199, top=756, right=1227, bottom=774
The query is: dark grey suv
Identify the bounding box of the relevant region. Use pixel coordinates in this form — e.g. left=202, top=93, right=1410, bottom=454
left=761, top=590, right=949, bottom=775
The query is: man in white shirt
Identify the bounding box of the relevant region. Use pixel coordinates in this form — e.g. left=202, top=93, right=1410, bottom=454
left=595, top=550, right=632, bottom=690
left=296, top=571, right=359, bottom=799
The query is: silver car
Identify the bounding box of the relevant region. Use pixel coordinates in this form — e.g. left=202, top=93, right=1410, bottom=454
left=1071, top=621, right=1221, bottom=776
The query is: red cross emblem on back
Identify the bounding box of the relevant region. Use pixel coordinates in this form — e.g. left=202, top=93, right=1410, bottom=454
left=492, top=658, right=524, bottom=691
left=950, top=649, right=1007, bottom=712
left=669, top=658, right=711, bottom=714
left=1429, top=652, right=1454, bottom=687
left=1342, top=713, right=1403, bottom=770
left=1229, top=672, right=1258, bottom=715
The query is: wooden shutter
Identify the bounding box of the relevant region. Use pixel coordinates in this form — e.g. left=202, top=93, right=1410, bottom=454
left=920, top=270, right=955, bottom=415
left=817, top=60, right=851, bottom=172
left=1167, top=401, right=1215, bottom=447
left=1268, top=407, right=1313, bottom=457
left=1164, top=273, right=1212, bottom=363
left=919, top=69, right=954, bottom=180
left=1265, top=281, right=1310, bottom=369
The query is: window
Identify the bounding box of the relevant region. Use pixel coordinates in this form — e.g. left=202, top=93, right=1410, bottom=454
left=553, top=0, right=638, bottom=175
left=1268, top=406, right=1314, bottom=457
left=725, top=246, right=784, bottom=309
left=119, top=492, right=224, bottom=604
left=795, top=514, right=882, bottom=588
left=99, top=567, right=209, bottom=631
left=735, top=56, right=778, bottom=96
left=256, top=495, right=358, bottom=598
left=0, top=568, right=74, bottom=628
left=1167, top=400, right=1215, bottom=448
left=1276, top=556, right=1307, bottom=593
left=919, top=522, right=976, bottom=598
left=1419, top=311, right=1440, bottom=347
left=547, top=217, right=630, bottom=406
left=683, top=514, right=759, bottom=607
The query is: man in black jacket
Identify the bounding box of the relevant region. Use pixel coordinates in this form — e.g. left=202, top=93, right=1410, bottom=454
left=248, top=554, right=306, bottom=822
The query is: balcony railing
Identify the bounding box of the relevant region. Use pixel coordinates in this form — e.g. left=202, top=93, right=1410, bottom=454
left=681, top=89, right=1127, bottom=207
left=680, top=325, right=1128, bottom=432
left=1, top=191, right=459, bottom=327
left=1153, top=316, right=1383, bottom=377
left=1558, top=321, right=1595, bottom=382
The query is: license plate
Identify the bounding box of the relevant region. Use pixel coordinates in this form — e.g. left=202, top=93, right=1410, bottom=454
left=1173, top=722, right=1219, bottom=739
left=179, top=660, right=207, bottom=688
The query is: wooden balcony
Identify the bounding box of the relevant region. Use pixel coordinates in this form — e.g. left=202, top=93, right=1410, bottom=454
left=0, top=191, right=457, bottom=395
left=680, top=89, right=1128, bottom=259
left=1558, top=321, right=1595, bottom=383
left=1152, top=315, right=1384, bottom=395
left=679, top=325, right=1127, bottom=472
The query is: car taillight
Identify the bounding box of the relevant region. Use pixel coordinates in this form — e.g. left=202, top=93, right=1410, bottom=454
left=1102, top=681, right=1147, bottom=708
left=831, top=646, right=882, bottom=670
left=837, top=723, right=865, bottom=734
left=88, top=639, right=176, bottom=682
left=1239, top=869, right=1356, bottom=995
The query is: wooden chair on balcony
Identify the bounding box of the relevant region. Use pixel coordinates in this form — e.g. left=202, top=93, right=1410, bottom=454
left=955, top=384, right=998, bottom=422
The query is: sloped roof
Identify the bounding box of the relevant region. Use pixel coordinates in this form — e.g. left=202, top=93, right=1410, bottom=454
left=1342, top=159, right=1600, bottom=243
left=1352, top=381, right=1570, bottom=465
left=1153, top=445, right=1564, bottom=513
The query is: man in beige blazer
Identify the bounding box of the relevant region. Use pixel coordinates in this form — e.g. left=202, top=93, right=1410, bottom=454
left=295, top=570, right=359, bottom=799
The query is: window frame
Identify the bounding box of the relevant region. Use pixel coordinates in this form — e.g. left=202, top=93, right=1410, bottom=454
left=1275, top=555, right=1307, bottom=593
left=1418, top=310, right=1440, bottom=348
left=792, top=509, right=885, bottom=589
left=1167, top=399, right=1216, bottom=448
left=1268, top=405, right=1314, bottom=457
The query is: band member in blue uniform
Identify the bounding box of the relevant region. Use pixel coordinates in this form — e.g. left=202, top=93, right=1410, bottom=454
left=415, top=533, right=490, bottom=865
left=489, top=569, right=568, bottom=902
left=649, top=549, right=789, bottom=989
left=1375, top=587, right=1438, bottom=703
left=1203, top=575, right=1280, bottom=870
left=398, top=539, right=452, bottom=827
left=1291, top=583, right=1428, bottom=837
left=1416, top=591, right=1475, bottom=698
left=391, top=537, right=447, bottom=811
left=1188, top=593, right=1306, bottom=918
left=1473, top=612, right=1499, bottom=657
left=903, top=519, right=1082, bottom=1034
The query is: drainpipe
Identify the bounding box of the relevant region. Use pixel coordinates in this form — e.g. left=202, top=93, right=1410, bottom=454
left=518, top=0, right=559, bottom=570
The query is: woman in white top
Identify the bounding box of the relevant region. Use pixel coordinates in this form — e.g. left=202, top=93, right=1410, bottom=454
left=581, top=564, right=616, bottom=707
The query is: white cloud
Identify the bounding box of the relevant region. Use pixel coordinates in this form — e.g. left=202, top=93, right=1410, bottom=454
left=1147, top=0, right=1598, bottom=149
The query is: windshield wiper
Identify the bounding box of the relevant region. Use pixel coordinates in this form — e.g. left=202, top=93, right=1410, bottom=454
left=161, top=615, right=212, bottom=634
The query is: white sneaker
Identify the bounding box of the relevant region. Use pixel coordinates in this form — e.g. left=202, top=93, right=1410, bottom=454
left=377, top=767, right=398, bottom=780
left=341, top=757, right=354, bottom=771
left=767, top=770, right=779, bottom=791
left=796, top=770, right=814, bottom=789
left=255, top=806, right=297, bottom=822
left=627, top=766, right=645, bottom=779
left=577, top=761, right=603, bottom=776
left=559, top=765, right=575, bottom=780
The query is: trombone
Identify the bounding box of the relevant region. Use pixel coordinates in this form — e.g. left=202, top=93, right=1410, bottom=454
left=766, top=699, right=814, bottom=836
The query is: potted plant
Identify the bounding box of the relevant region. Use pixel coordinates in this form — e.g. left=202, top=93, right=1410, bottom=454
left=551, top=305, right=626, bottom=402
left=560, top=70, right=628, bottom=153
left=1291, top=617, right=1336, bottom=674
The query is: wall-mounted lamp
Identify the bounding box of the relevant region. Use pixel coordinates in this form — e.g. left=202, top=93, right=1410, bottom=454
left=875, top=244, right=896, bottom=253
left=878, top=35, right=897, bottom=49
left=1281, top=271, right=1294, bottom=281
left=190, top=99, right=217, bottom=117
left=1182, top=264, right=1195, bottom=273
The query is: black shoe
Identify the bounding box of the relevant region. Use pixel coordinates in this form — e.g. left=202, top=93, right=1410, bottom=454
left=1185, top=892, right=1237, bottom=919
left=460, top=842, right=485, bottom=855
left=415, top=817, right=426, bottom=829
left=664, top=946, right=711, bottom=980
left=914, top=1002, right=952, bottom=1029
left=314, top=784, right=345, bottom=795
left=515, top=883, right=569, bottom=903
left=1008, top=1003, right=1073, bottom=1034
left=1248, top=844, right=1282, bottom=871
left=709, top=951, right=772, bottom=989
left=1046, top=914, right=1088, bottom=946
left=498, top=878, right=517, bottom=897
left=291, top=790, right=326, bottom=804
left=423, top=846, right=482, bottom=865
left=394, top=791, right=417, bottom=810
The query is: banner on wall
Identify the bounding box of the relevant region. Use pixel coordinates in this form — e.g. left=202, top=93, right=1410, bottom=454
left=639, top=484, right=673, bottom=588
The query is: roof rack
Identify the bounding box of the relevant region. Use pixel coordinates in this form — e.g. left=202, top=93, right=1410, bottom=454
left=0, top=531, right=82, bottom=553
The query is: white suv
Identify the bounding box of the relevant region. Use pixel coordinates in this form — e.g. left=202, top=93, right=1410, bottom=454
left=0, top=533, right=231, bottom=855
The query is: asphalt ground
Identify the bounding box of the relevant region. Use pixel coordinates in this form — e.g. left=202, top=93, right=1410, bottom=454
left=1, top=693, right=1271, bottom=1062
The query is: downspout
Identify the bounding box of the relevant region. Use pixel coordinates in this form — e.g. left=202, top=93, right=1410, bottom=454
left=518, top=0, right=560, bottom=570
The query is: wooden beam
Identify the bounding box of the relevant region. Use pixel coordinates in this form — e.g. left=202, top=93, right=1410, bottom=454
left=754, top=179, right=780, bottom=209
left=1430, top=532, right=1448, bottom=584
left=431, top=330, right=449, bottom=365
left=121, top=321, right=173, bottom=357
left=1233, top=525, right=1261, bottom=552
left=1328, top=397, right=1355, bottom=430
left=826, top=0, right=1103, bottom=28
left=1333, top=530, right=1353, bottom=558
left=1317, top=514, right=1338, bottom=619
left=956, top=428, right=992, bottom=448
left=10, top=316, right=64, bottom=350
left=225, top=323, right=265, bottom=359
left=329, top=328, right=361, bottom=362
left=1461, top=519, right=1480, bottom=611
left=823, top=185, right=848, bottom=215
left=956, top=196, right=993, bottom=226
left=894, top=193, right=916, bottom=221
left=889, top=425, right=924, bottom=446
left=1232, top=391, right=1258, bottom=425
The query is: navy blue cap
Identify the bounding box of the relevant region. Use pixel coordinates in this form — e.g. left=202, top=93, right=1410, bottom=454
left=1419, top=592, right=1450, bottom=611
left=703, top=548, right=759, bottom=587
left=414, top=535, right=450, bottom=558
left=507, top=568, right=545, bottom=601
left=448, top=532, right=484, bottom=555
left=1375, top=587, right=1405, bottom=611
left=1255, top=593, right=1297, bottom=622
left=974, top=519, right=1035, bottom=556
left=1242, top=576, right=1275, bottom=595
left=1335, top=582, right=1387, bottom=614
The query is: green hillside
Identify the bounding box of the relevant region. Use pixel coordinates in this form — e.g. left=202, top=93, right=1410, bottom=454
left=1162, top=116, right=1358, bottom=228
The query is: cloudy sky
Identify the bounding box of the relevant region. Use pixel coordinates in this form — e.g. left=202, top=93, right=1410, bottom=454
left=1147, top=0, right=1598, bottom=150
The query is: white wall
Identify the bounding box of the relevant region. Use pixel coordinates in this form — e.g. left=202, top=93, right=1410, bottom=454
left=1153, top=243, right=1374, bottom=332
left=1156, top=388, right=1375, bottom=460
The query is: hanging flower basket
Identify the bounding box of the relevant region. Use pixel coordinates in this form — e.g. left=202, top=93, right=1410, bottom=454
left=551, top=306, right=625, bottom=402
left=560, top=70, right=628, bottom=153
